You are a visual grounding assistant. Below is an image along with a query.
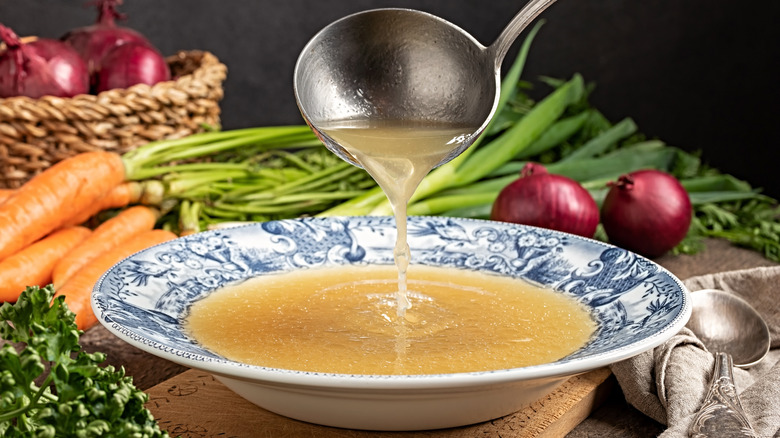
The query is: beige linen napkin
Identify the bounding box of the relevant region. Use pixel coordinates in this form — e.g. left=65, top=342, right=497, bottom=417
left=610, top=266, right=780, bottom=437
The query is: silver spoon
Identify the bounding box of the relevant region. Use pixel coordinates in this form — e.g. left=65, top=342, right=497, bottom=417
left=293, top=0, right=557, bottom=168
left=686, top=289, right=771, bottom=438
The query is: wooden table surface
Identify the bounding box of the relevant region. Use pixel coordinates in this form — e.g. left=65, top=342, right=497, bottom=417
left=80, top=238, right=778, bottom=437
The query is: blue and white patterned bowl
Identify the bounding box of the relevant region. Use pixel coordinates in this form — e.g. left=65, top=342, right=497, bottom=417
left=92, top=216, right=690, bottom=431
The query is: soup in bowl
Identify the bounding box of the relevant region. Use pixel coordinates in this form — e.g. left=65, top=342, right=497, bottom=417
left=92, top=216, right=690, bottom=431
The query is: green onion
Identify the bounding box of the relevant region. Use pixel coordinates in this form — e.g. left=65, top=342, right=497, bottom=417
left=556, top=117, right=636, bottom=162
left=109, top=21, right=778, bottom=262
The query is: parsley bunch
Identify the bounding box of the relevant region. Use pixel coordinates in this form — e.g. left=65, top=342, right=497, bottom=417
left=0, top=286, right=169, bottom=437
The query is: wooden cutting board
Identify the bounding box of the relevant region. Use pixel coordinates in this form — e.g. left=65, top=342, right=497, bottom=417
left=144, top=367, right=613, bottom=438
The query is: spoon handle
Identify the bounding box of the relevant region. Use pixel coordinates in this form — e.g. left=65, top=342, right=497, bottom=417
left=689, top=352, right=758, bottom=438
left=489, top=0, right=558, bottom=68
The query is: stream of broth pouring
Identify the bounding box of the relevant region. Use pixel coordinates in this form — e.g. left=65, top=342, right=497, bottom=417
left=186, top=120, right=598, bottom=375
left=320, top=119, right=475, bottom=318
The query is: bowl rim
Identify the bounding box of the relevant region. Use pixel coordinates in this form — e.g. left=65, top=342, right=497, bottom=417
left=92, top=216, right=692, bottom=390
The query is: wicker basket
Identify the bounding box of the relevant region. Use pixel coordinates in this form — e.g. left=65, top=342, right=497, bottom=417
left=0, top=50, right=227, bottom=188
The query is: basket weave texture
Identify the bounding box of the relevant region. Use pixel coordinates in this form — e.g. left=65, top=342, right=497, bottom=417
left=0, top=50, right=227, bottom=188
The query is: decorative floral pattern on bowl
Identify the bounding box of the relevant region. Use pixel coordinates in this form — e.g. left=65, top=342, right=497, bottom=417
left=92, top=216, right=691, bottom=430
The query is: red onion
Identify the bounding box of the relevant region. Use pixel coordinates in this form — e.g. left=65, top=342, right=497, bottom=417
left=490, top=163, right=600, bottom=238
left=601, top=169, right=692, bottom=258
left=95, top=41, right=170, bottom=92
left=0, top=25, right=89, bottom=98
left=61, top=0, right=150, bottom=79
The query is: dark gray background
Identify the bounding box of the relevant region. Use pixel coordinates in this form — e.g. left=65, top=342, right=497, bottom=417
left=2, top=0, right=777, bottom=197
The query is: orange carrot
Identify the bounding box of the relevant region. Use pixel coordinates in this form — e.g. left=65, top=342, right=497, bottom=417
left=0, top=226, right=91, bottom=302
left=53, top=205, right=160, bottom=289
left=64, top=180, right=166, bottom=227
left=0, top=151, right=126, bottom=262
left=63, top=182, right=143, bottom=227
left=55, top=229, right=177, bottom=330
left=0, top=189, right=14, bottom=204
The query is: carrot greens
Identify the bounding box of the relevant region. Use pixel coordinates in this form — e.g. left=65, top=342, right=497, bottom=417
left=111, top=125, right=374, bottom=231
left=103, top=23, right=777, bottom=261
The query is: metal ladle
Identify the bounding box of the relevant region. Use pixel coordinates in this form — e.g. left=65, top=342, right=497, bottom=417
left=686, top=289, right=771, bottom=438
left=293, top=0, right=557, bottom=168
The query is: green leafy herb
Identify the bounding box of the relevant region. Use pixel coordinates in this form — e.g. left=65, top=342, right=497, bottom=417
left=686, top=199, right=780, bottom=260
left=0, top=286, right=169, bottom=437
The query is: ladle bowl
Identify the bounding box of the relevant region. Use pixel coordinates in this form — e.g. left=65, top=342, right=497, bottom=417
left=293, top=1, right=556, bottom=168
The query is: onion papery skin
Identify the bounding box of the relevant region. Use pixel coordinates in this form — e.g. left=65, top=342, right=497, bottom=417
left=601, top=169, right=692, bottom=258
left=63, top=25, right=149, bottom=78
left=95, top=42, right=170, bottom=92
left=490, top=163, right=600, bottom=238
left=61, top=0, right=151, bottom=89
left=0, top=28, right=89, bottom=99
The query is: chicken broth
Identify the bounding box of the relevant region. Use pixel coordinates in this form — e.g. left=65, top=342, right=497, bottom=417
left=185, top=264, right=596, bottom=375
left=321, top=120, right=475, bottom=316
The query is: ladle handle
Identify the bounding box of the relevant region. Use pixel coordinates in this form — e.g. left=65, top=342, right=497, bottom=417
left=689, top=352, right=758, bottom=438
left=489, top=0, right=558, bottom=68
